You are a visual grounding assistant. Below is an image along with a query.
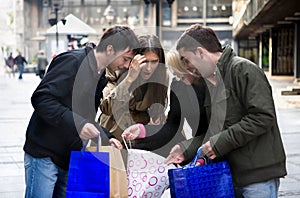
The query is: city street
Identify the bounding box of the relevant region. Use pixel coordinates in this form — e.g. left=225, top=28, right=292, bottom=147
left=0, top=68, right=299, bottom=197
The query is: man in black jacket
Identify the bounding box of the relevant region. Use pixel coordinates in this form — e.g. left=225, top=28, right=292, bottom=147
left=14, top=51, right=28, bottom=79
left=23, top=25, right=139, bottom=198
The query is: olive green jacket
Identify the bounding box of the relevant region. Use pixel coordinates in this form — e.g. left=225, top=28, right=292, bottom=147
left=179, top=45, right=287, bottom=187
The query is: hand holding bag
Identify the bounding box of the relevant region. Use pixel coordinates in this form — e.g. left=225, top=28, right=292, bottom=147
left=168, top=147, right=234, bottom=198
left=123, top=137, right=176, bottom=198
left=66, top=134, right=110, bottom=198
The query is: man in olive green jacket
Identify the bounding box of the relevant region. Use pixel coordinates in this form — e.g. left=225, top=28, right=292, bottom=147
left=165, top=24, right=287, bottom=197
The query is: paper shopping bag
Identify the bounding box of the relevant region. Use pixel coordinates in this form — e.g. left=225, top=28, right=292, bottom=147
left=86, top=146, right=128, bottom=198
left=127, top=149, right=176, bottom=198
left=66, top=150, right=110, bottom=198
left=102, top=146, right=128, bottom=198
left=168, top=147, right=234, bottom=198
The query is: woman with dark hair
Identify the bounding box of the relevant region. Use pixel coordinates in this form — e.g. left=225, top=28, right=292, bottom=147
left=99, top=34, right=169, bottom=143
left=122, top=50, right=208, bottom=158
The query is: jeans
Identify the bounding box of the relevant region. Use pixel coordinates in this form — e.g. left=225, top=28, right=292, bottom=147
left=235, top=178, right=280, bottom=198
left=24, top=153, right=68, bottom=198
left=18, top=64, right=24, bottom=79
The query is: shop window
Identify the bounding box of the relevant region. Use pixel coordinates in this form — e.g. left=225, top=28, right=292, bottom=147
left=177, top=0, right=203, bottom=19
left=162, top=0, right=171, bottom=26
left=207, top=0, right=232, bottom=18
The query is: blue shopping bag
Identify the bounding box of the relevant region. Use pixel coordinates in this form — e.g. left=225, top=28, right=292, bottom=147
left=66, top=134, right=110, bottom=198
left=168, top=147, right=234, bottom=198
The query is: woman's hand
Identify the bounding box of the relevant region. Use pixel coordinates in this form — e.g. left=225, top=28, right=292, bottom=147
left=109, top=138, right=123, bottom=149
left=125, top=54, right=146, bottom=83
left=122, top=124, right=141, bottom=140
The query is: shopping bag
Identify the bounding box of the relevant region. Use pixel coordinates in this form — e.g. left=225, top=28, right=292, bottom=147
left=86, top=146, right=128, bottom=198
left=168, top=147, right=235, bottom=198
left=66, top=134, right=110, bottom=198
left=123, top=136, right=176, bottom=198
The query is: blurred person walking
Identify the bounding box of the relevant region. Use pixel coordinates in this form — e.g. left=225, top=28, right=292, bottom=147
left=36, top=50, right=48, bottom=79
left=6, top=52, right=15, bottom=77
left=14, top=51, right=27, bottom=80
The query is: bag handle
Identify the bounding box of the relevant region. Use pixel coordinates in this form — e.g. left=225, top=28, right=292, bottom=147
left=186, top=147, right=212, bottom=168
left=190, top=147, right=203, bottom=167
left=122, top=136, right=132, bottom=151
left=81, top=133, right=101, bottom=152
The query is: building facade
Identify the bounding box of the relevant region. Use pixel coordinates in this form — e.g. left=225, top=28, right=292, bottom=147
left=232, top=0, right=300, bottom=80
left=16, top=0, right=233, bottom=63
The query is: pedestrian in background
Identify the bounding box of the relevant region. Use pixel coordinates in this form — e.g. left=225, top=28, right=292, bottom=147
left=122, top=50, right=208, bottom=157
left=164, top=24, right=287, bottom=197
left=99, top=34, right=169, bottom=143
left=14, top=51, right=27, bottom=79
left=23, top=25, right=139, bottom=198
left=6, top=52, right=15, bottom=77
left=36, top=50, right=48, bottom=79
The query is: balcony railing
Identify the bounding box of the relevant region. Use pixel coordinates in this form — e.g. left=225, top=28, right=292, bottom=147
left=233, top=0, right=270, bottom=36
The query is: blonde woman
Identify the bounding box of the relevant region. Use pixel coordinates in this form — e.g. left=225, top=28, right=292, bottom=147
left=122, top=50, right=208, bottom=158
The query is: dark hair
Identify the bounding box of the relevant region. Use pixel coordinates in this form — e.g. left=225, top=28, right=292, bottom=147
left=129, top=34, right=168, bottom=124
left=96, top=25, right=139, bottom=53
left=176, top=24, right=222, bottom=53
left=136, top=34, right=165, bottom=64
left=132, top=34, right=167, bottom=86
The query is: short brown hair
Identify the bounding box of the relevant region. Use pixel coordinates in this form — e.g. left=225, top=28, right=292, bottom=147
left=176, top=24, right=222, bottom=53
left=96, top=25, right=139, bottom=53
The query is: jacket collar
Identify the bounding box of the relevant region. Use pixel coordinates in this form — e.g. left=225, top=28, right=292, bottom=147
left=216, top=45, right=235, bottom=77
left=85, top=46, right=99, bottom=79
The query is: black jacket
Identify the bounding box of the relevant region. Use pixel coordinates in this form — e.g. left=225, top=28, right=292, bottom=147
left=23, top=47, right=112, bottom=170
left=135, top=78, right=208, bottom=158
left=14, top=55, right=27, bottom=65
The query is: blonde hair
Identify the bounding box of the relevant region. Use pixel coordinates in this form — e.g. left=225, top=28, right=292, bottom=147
left=166, top=51, right=183, bottom=76
left=166, top=50, right=183, bottom=72
left=167, top=50, right=197, bottom=78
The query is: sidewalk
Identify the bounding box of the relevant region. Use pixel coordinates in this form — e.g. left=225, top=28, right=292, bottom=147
left=0, top=70, right=40, bottom=197
left=0, top=68, right=299, bottom=197
left=264, top=72, right=300, bottom=197
left=266, top=73, right=300, bottom=109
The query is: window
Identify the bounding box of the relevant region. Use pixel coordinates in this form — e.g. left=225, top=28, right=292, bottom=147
left=207, top=0, right=232, bottom=18
left=177, top=0, right=203, bottom=19
left=162, top=0, right=171, bottom=26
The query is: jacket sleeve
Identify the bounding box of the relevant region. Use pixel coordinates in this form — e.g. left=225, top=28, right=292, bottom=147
left=99, top=79, right=119, bottom=115
left=31, top=53, right=87, bottom=134
left=134, top=84, right=183, bottom=150
left=210, top=60, right=277, bottom=157
left=100, top=69, right=131, bottom=114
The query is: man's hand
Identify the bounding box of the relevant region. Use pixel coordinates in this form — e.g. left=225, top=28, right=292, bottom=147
left=165, top=145, right=185, bottom=165
left=202, top=141, right=216, bottom=159
left=122, top=124, right=141, bottom=140
left=80, top=123, right=100, bottom=140
left=109, top=138, right=123, bottom=149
